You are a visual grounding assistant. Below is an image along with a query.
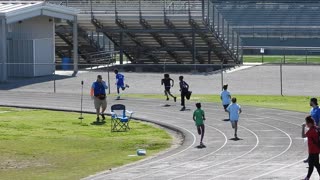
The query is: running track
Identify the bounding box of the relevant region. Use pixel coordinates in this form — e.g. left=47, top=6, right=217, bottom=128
left=0, top=91, right=315, bottom=179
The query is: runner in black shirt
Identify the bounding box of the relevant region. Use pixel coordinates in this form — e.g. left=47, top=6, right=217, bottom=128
left=161, top=74, right=177, bottom=102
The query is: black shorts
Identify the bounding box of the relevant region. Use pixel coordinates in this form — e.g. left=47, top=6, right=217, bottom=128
left=223, top=104, right=229, bottom=110
left=165, top=87, right=171, bottom=92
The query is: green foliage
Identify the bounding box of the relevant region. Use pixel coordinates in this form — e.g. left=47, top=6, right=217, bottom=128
left=244, top=55, right=320, bottom=64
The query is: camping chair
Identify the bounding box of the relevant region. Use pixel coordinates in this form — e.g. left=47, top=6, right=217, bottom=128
left=110, top=104, right=133, bottom=132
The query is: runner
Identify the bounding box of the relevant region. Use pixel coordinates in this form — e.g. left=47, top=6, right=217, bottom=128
left=226, top=97, right=242, bottom=139
left=310, top=98, right=320, bottom=126
left=114, top=69, right=129, bottom=100
left=193, top=103, right=206, bottom=148
left=90, top=75, right=108, bottom=122
left=302, top=116, right=320, bottom=180
left=304, top=98, right=320, bottom=163
left=220, top=84, right=231, bottom=120
left=161, top=74, right=177, bottom=102
left=179, top=76, right=189, bottom=111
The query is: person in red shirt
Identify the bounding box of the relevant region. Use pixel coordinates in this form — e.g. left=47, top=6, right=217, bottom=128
left=302, top=115, right=320, bottom=180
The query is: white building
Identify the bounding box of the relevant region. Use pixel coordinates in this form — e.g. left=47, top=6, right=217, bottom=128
left=0, top=1, right=79, bottom=81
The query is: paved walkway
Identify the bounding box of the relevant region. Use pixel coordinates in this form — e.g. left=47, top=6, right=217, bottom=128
left=1, top=64, right=320, bottom=96
left=0, top=91, right=315, bottom=179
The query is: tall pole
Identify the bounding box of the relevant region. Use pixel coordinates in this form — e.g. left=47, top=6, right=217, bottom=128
left=280, top=61, right=283, bottom=96
left=79, top=80, right=84, bottom=122
left=221, top=63, right=224, bottom=89
left=1, top=18, right=7, bottom=82
left=202, top=0, right=205, bottom=20
left=107, top=59, right=111, bottom=95
left=73, top=16, right=78, bottom=74
left=192, top=31, right=196, bottom=65
left=119, top=32, right=123, bottom=64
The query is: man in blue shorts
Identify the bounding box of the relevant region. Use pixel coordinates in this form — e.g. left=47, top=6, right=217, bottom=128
left=114, top=69, right=129, bottom=100
left=90, top=75, right=108, bottom=122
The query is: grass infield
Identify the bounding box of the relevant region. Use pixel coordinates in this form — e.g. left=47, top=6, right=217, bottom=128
left=243, top=55, right=320, bottom=64
left=120, top=94, right=313, bottom=113
left=0, top=107, right=172, bottom=180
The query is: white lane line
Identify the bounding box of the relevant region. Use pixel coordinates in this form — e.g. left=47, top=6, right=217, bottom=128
left=230, top=110, right=306, bottom=179
left=168, top=125, right=260, bottom=180
left=206, top=117, right=293, bottom=180
left=130, top=124, right=228, bottom=180
left=254, top=158, right=306, bottom=180
left=87, top=122, right=196, bottom=180
left=88, top=102, right=219, bottom=180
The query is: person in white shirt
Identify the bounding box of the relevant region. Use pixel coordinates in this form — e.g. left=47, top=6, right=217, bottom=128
left=226, top=97, right=242, bottom=139
left=220, top=84, right=231, bottom=120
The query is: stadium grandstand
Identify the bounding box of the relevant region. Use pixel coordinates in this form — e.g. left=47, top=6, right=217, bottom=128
left=2, top=0, right=319, bottom=67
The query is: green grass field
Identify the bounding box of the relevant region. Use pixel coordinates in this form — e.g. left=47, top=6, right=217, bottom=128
left=120, top=94, right=313, bottom=113
left=244, top=55, right=320, bottom=64
left=0, top=107, right=172, bottom=180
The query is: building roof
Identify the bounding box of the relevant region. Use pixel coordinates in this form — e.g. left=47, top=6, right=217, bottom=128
left=0, top=1, right=79, bottom=24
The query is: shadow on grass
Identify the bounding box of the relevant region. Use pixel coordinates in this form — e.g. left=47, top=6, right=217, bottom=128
left=90, top=121, right=106, bottom=126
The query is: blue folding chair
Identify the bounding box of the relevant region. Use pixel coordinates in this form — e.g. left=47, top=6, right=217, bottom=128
left=110, top=104, right=133, bottom=132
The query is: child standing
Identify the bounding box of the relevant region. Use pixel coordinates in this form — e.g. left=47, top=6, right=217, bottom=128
left=226, top=97, right=242, bottom=139
left=302, top=116, right=320, bottom=180
left=179, top=76, right=189, bottom=111
left=193, top=103, right=206, bottom=148
left=114, top=69, right=129, bottom=100
left=161, top=74, right=177, bottom=102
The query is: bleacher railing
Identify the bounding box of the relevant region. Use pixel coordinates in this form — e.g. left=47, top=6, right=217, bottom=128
left=47, top=0, right=244, bottom=63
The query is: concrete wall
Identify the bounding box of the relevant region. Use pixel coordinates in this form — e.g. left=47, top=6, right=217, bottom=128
left=7, top=16, right=55, bottom=77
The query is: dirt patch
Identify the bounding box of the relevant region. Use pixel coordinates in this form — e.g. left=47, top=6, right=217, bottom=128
left=0, top=159, right=51, bottom=170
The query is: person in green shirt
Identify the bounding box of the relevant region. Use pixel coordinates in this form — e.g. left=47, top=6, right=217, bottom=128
left=193, top=103, right=206, bottom=148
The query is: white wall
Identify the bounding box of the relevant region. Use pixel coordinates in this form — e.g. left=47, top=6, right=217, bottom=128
left=8, top=16, right=54, bottom=40
left=7, top=16, right=55, bottom=77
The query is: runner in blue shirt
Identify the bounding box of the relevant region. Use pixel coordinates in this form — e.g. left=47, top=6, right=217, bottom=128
left=220, top=84, right=231, bottom=111
left=227, top=97, right=242, bottom=140
left=114, top=69, right=129, bottom=100
left=221, top=84, right=231, bottom=120
left=304, top=98, right=320, bottom=164
left=310, top=98, right=320, bottom=126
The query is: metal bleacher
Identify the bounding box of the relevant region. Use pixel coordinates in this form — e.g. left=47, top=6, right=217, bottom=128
left=50, top=0, right=242, bottom=65
left=213, top=1, right=320, bottom=39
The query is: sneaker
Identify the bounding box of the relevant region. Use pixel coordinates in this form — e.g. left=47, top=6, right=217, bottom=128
left=125, top=84, right=130, bottom=88
left=303, top=158, right=309, bottom=163
left=121, top=87, right=126, bottom=91
left=180, top=107, right=186, bottom=111
left=200, top=142, right=206, bottom=148
left=235, top=134, right=238, bottom=139
left=174, top=97, right=177, bottom=102
left=101, top=114, right=105, bottom=120
left=96, top=117, right=100, bottom=122
left=166, top=97, right=169, bottom=101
